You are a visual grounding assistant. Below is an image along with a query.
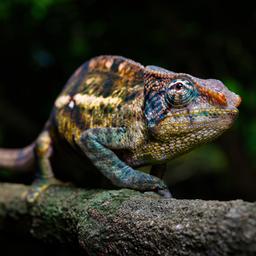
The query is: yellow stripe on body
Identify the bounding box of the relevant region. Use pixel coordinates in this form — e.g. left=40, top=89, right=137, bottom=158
left=55, top=95, right=71, bottom=108
left=73, top=93, right=123, bottom=109
left=55, top=93, right=124, bottom=110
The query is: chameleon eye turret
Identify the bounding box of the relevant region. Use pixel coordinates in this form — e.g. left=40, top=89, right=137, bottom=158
left=165, top=79, right=198, bottom=107
left=0, top=56, right=241, bottom=200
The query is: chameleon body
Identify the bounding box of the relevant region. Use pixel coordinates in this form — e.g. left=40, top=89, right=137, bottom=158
left=0, top=55, right=241, bottom=200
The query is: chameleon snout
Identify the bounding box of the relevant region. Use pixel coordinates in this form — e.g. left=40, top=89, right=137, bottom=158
left=227, top=92, right=241, bottom=109
left=234, top=95, right=242, bottom=108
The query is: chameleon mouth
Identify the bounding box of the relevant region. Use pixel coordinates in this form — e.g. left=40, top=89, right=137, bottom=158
left=192, top=108, right=239, bottom=122
left=163, top=107, right=239, bottom=131
left=168, top=107, right=239, bottom=120
left=151, top=107, right=238, bottom=142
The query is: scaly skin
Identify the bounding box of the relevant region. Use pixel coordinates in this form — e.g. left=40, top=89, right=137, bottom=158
left=0, top=55, right=241, bottom=200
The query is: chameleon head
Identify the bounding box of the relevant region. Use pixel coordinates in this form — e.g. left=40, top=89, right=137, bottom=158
left=144, top=67, right=241, bottom=156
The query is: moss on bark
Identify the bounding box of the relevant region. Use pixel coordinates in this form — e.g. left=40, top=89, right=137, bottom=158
left=0, top=183, right=255, bottom=255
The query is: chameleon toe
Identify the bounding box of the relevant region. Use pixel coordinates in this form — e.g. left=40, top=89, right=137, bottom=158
left=156, top=188, right=173, bottom=199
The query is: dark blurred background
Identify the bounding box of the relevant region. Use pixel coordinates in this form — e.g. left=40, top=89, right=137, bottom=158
left=0, top=0, right=255, bottom=254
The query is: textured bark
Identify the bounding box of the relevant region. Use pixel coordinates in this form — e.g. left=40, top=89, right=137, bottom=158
left=0, top=183, right=255, bottom=256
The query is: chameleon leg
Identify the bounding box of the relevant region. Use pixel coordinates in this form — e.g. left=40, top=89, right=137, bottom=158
left=77, top=128, right=172, bottom=198
left=26, top=131, right=57, bottom=203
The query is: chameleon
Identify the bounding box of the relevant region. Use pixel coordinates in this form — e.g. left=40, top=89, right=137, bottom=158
left=0, top=55, right=241, bottom=201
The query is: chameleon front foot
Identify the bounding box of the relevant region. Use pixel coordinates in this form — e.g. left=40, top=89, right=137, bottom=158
left=111, top=166, right=172, bottom=198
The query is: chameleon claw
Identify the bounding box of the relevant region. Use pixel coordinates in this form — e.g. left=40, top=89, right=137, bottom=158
left=156, top=187, right=173, bottom=199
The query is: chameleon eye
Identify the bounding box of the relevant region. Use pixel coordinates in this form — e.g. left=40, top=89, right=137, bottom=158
left=165, top=79, right=197, bottom=107
left=173, top=82, right=183, bottom=90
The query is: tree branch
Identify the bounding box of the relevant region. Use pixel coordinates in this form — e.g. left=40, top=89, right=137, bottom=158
left=0, top=183, right=255, bottom=256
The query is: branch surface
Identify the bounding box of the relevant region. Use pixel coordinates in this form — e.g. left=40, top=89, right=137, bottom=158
left=0, top=183, right=255, bottom=256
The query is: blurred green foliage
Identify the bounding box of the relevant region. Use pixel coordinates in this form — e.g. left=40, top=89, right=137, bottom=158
left=0, top=0, right=255, bottom=203
left=0, top=1, right=256, bottom=254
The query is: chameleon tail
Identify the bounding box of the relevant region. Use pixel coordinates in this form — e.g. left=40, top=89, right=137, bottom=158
left=0, top=144, right=35, bottom=172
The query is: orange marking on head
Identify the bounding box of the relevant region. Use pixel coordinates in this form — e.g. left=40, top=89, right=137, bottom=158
left=195, top=83, right=227, bottom=106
